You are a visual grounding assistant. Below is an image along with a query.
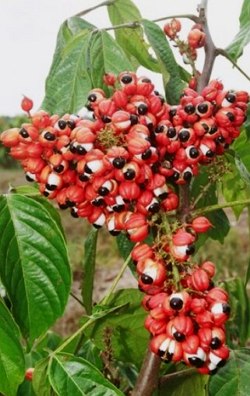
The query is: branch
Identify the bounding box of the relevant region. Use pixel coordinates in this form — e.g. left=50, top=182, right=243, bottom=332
left=216, top=48, right=250, bottom=82
left=131, top=346, right=161, bottom=396
left=192, top=198, right=250, bottom=217
left=196, top=0, right=217, bottom=92
left=74, top=0, right=116, bottom=18
left=153, top=14, right=199, bottom=23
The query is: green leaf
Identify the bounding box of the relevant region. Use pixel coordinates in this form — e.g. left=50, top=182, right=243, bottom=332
left=142, top=19, right=185, bottom=104
left=209, top=348, right=250, bottom=396
left=33, top=358, right=53, bottom=396
left=48, top=353, right=124, bottom=396
left=82, top=228, right=98, bottom=315
left=0, top=194, right=71, bottom=341
left=79, top=340, right=103, bottom=371
left=221, top=154, right=248, bottom=218
left=85, top=289, right=148, bottom=368
left=159, top=370, right=208, bottom=396
left=9, top=184, right=40, bottom=196
left=226, top=0, right=250, bottom=61
left=108, top=0, right=160, bottom=72
left=0, top=298, right=25, bottom=396
left=116, top=234, right=136, bottom=276
left=191, top=166, right=230, bottom=244
left=42, top=17, right=133, bottom=115
left=245, top=258, right=250, bottom=286
left=223, top=277, right=250, bottom=347
left=87, top=30, right=134, bottom=90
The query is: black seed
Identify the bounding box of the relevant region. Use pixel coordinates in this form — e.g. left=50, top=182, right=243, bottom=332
left=227, top=112, right=235, bottom=122
left=124, top=168, right=136, bottom=180
left=113, top=157, right=126, bottom=169
left=167, top=127, right=177, bottom=138
left=66, top=200, right=75, bottom=207
left=155, top=125, right=164, bottom=133
left=44, top=131, right=56, bottom=141
left=69, top=143, right=77, bottom=153
left=174, top=332, right=186, bottom=342
left=45, top=183, right=57, bottom=191
left=113, top=204, right=125, bottom=213
left=222, top=303, right=231, bottom=315
left=158, top=349, right=166, bottom=358
left=43, top=191, right=49, bottom=197
left=216, top=136, right=225, bottom=144
left=59, top=203, right=68, bottom=210
left=54, top=164, right=64, bottom=173
left=71, top=208, right=79, bottom=218
left=87, top=104, right=93, bottom=111
left=67, top=120, right=76, bottom=130
left=149, top=202, right=160, bottom=213
left=19, top=128, right=29, bottom=138
left=102, top=115, right=111, bottom=123
left=93, top=223, right=102, bottom=229
left=197, top=103, right=208, bottom=114
left=210, top=368, right=218, bottom=375
left=166, top=352, right=173, bottom=361
left=25, top=174, right=34, bottom=182
left=130, top=114, right=138, bottom=125
left=151, top=162, right=160, bottom=173
left=141, top=274, right=153, bottom=284
left=138, top=104, right=148, bottom=115
left=188, top=357, right=204, bottom=368
left=88, top=93, right=97, bottom=102
left=76, top=145, right=87, bottom=155
left=210, top=126, right=218, bottom=134
left=92, top=198, right=105, bottom=207
left=186, top=244, right=195, bottom=255
left=58, top=120, right=67, bottom=130
left=172, top=171, right=180, bottom=182
left=183, top=171, right=192, bottom=181
left=121, top=75, right=133, bottom=84
left=206, top=150, right=215, bottom=158
left=109, top=230, right=121, bottom=236
left=184, top=104, right=195, bottom=114
left=159, top=191, right=169, bottom=200
left=98, top=186, right=109, bottom=196
left=84, top=164, right=93, bottom=174
left=142, top=78, right=151, bottom=83
left=189, top=147, right=199, bottom=158
left=170, top=297, right=183, bottom=310
left=169, top=108, right=177, bottom=117
left=201, top=123, right=209, bottom=132
left=142, top=149, right=152, bottom=160
left=226, top=92, right=236, bottom=103
left=79, top=173, right=89, bottom=182
left=217, top=359, right=227, bottom=368
left=210, top=337, right=222, bottom=350
left=179, top=129, right=190, bottom=142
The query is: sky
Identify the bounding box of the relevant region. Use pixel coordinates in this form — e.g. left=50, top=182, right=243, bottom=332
left=1, top=0, right=249, bottom=116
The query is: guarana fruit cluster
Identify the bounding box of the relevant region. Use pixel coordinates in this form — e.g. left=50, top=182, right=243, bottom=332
left=1, top=71, right=249, bottom=375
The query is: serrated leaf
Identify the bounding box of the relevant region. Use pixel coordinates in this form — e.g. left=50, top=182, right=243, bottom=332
left=48, top=353, right=124, bottom=396
left=0, top=298, right=25, bottom=396
left=142, top=19, right=185, bottom=104
left=209, top=348, right=250, bottom=396
left=42, top=17, right=133, bottom=115
left=82, top=228, right=98, bottom=315
left=223, top=277, right=250, bottom=347
left=159, top=370, right=208, bottom=396
left=108, top=0, right=160, bottom=72
left=226, top=0, right=250, bottom=61
left=0, top=194, right=71, bottom=341
left=85, top=289, right=148, bottom=368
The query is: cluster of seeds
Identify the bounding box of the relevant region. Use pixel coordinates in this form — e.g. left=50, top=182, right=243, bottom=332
left=1, top=72, right=248, bottom=375
left=131, top=216, right=230, bottom=374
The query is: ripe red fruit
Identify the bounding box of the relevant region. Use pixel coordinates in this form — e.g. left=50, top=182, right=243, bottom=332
left=191, top=216, right=212, bottom=233
left=25, top=367, right=34, bottom=381
left=188, top=28, right=206, bottom=49
left=21, top=96, right=33, bottom=113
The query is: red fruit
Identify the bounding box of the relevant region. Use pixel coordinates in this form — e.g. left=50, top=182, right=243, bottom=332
left=131, top=243, right=154, bottom=263
left=206, top=287, right=229, bottom=304
left=25, top=367, right=34, bottom=381
left=163, top=18, right=181, bottom=39
left=21, top=96, right=33, bottom=113
left=136, top=257, right=166, bottom=286
left=201, top=261, right=215, bottom=278
left=188, top=28, right=206, bottom=49
left=191, top=268, right=210, bottom=291
left=0, top=128, right=20, bottom=147
left=103, top=72, right=116, bottom=86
